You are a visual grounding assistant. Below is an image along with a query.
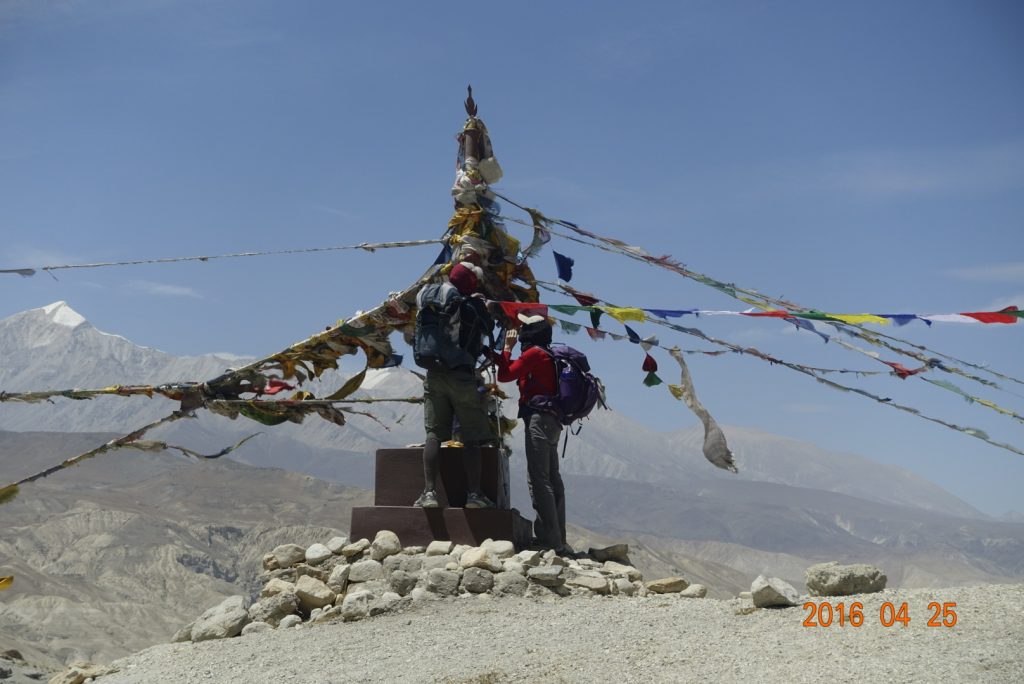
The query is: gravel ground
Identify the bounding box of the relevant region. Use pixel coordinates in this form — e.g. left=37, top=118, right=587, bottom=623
left=97, top=584, right=1023, bottom=683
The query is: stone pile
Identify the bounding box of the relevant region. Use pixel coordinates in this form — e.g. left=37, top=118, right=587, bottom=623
left=171, top=531, right=704, bottom=643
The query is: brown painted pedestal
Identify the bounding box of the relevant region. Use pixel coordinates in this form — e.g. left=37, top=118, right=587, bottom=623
left=350, top=447, right=533, bottom=549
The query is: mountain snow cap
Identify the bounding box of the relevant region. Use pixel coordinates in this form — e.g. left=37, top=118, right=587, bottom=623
left=40, top=301, right=86, bottom=328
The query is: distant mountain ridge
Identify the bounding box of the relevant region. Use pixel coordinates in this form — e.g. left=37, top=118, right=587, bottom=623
left=0, top=302, right=983, bottom=520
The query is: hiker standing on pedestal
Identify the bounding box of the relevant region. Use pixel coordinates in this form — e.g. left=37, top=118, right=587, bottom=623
left=413, top=262, right=496, bottom=510
left=493, top=316, right=572, bottom=554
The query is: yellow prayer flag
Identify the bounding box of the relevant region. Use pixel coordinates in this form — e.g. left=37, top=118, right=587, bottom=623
left=0, top=576, right=13, bottom=591
left=597, top=306, right=647, bottom=323
left=667, top=384, right=685, bottom=401
left=828, top=314, right=890, bottom=325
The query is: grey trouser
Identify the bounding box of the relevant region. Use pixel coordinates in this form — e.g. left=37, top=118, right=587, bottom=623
left=525, top=411, right=565, bottom=549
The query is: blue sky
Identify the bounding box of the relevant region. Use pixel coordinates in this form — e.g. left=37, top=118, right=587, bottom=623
left=1, top=0, right=1022, bottom=514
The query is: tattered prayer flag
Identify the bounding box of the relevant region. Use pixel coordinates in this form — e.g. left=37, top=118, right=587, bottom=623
left=643, top=371, right=663, bottom=387
left=559, top=320, right=581, bottom=335
left=741, top=310, right=791, bottom=318
left=553, top=251, right=574, bottom=282
left=642, top=354, right=658, bottom=372
left=567, top=287, right=599, bottom=307
left=882, top=314, right=920, bottom=326
left=882, top=361, right=925, bottom=379
left=789, top=317, right=830, bottom=343
left=961, top=308, right=1019, bottom=324
left=920, top=314, right=977, bottom=324
left=550, top=304, right=584, bottom=315
left=262, top=379, right=295, bottom=396
left=499, top=302, right=548, bottom=321
left=433, top=243, right=453, bottom=265
left=667, top=384, right=685, bottom=400
left=828, top=313, right=891, bottom=326
left=586, top=327, right=606, bottom=340
left=607, top=332, right=627, bottom=342
left=645, top=309, right=695, bottom=319
left=640, top=335, right=658, bottom=352
left=598, top=306, right=646, bottom=323
left=624, top=325, right=641, bottom=344
left=589, top=309, right=603, bottom=329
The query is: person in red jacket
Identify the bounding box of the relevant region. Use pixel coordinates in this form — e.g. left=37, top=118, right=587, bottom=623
left=492, top=315, right=571, bottom=555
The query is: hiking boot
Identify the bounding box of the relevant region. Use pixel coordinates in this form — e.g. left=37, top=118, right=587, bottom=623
left=464, top=491, right=495, bottom=509
left=414, top=490, right=439, bottom=508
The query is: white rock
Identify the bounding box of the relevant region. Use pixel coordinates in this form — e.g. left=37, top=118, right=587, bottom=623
left=614, top=578, right=635, bottom=596
left=370, top=530, right=402, bottom=561
left=451, top=544, right=471, bottom=560
left=751, top=575, right=799, bottom=608
left=261, top=578, right=296, bottom=598
left=191, top=596, right=250, bottom=642
left=342, top=538, right=370, bottom=558
left=603, top=561, right=642, bottom=582
left=403, top=546, right=426, bottom=555
left=248, top=592, right=299, bottom=626
left=410, top=587, right=432, bottom=602
left=426, top=540, right=453, bottom=556
left=327, top=564, right=351, bottom=594
left=460, top=547, right=503, bottom=572
left=278, top=615, right=301, bottom=630
left=271, top=544, right=306, bottom=568
left=565, top=572, right=610, bottom=594
left=502, top=560, right=525, bottom=575
left=349, top=559, right=385, bottom=583
left=342, top=590, right=373, bottom=621
left=326, top=536, right=349, bottom=554
left=305, top=543, right=333, bottom=566
left=294, top=575, right=336, bottom=611
left=516, top=550, right=543, bottom=567
left=680, top=584, right=707, bottom=598
left=481, top=539, right=515, bottom=559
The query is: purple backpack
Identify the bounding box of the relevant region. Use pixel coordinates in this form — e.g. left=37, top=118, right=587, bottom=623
left=527, top=344, right=605, bottom=425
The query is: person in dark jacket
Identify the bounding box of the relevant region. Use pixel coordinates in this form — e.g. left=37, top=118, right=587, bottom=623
left=492, top=315, right=571, bottom=554
left=414, top=262, right=496, bottom=510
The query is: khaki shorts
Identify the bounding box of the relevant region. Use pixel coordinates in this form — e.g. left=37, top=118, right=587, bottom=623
left=423, top=369, right=493, bottom=443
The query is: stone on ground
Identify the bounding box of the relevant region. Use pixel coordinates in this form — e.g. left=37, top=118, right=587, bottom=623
left=460, top=547, right=503, bottom=572
left=679, top=584, right=707, bottom=598
left=461, top=567, right=496, bottom=594
left=294, top=576, right=336, bottom=611
left=304, top=543, right=333, bottom=566
left=191, top=595, right=250, bottom=642
left=751, top=575, right=799, bottom=608
left=271, top=544, right=306, bottom=568
left=805, top=562, right=887, bottom=596
left=646, top=577, right=689, bottom=594
left=370, top=530, right=402, bottom=561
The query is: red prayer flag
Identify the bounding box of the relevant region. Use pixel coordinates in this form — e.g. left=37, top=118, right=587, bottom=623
left=881, top=361, right=926, bottom=379
left=262, top=379, right=295, bottom=395
left=498, top=302, right=548, bottom=322
left=642, top=353, right=658, bottom=372
left=741, top=310, right=792, bottom=318
left=960, top=306, right=1019, bottom=324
